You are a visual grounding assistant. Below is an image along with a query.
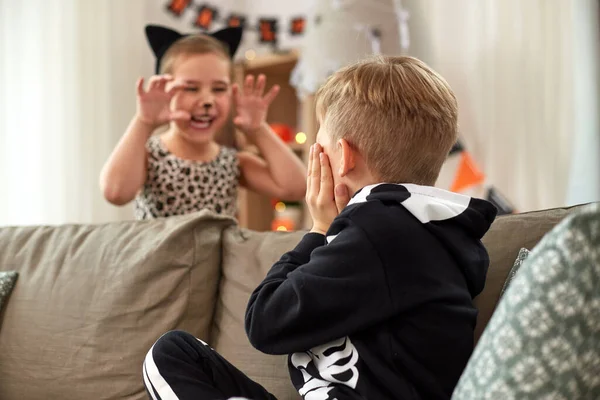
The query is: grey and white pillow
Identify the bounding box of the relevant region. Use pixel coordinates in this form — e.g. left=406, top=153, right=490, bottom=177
left=453, top=203, right=600, bottom=399
left=499, top=248, right=530, bottom=298
left=0, top=271, right=18, bottom=312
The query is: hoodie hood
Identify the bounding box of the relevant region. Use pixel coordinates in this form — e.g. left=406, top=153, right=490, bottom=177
left=347, top=183, right=498, bottom=297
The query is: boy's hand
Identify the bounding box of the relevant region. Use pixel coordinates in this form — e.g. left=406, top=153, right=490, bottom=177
left=135, top=75, right=189, bottom=129
left=306, top=144, right=351, bottom=235
left=233, top=74, right=280, bottom=136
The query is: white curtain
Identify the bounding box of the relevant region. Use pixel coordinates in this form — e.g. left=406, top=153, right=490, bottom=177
left=0, top=0, right=152, bottom=225
left=566, top=0, right=600, bottom=206
left=404, top=0, right=600, bottom=211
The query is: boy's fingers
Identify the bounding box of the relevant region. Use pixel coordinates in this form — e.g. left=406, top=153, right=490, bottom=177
left=306, top=145, right=313, bottom=197
left=335, top=184, right=350, bottom=213
left=310, top=144, right=321, bottom=198
left=318, top=152, right=334, bottom=203
left=263, top=85, right=280, bottom=105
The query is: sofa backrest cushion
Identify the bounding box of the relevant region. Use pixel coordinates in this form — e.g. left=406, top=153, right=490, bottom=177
left=214, top=227, right=303, bottom=400
left=215, top=205, right=584, bottom=397
left=0, top=211, right=233, bottom=400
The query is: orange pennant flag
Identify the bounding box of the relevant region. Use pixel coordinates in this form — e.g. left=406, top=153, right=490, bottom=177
left=450, top=152, right=486, bottom=193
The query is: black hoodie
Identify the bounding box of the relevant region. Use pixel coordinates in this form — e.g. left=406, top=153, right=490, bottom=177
left=246, top=183, right=497, bottom=399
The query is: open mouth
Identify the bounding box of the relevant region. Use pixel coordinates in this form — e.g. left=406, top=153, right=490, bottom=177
left=190, top=114, right=216, bottom=130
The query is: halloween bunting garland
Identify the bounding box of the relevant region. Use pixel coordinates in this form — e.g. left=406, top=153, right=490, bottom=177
left=441, top=140, right=517, bottom=215
left=165, top=0, right=306, bottom=46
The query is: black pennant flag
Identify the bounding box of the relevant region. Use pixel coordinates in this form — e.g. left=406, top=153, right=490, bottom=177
left=486, top=187, right=515, bottom=215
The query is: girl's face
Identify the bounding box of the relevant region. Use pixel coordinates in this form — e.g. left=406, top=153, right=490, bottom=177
left=169, top=52, right=232, bottom=145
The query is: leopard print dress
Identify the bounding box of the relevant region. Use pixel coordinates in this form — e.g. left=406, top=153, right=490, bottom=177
left=134, top=136, right=240, bottom=220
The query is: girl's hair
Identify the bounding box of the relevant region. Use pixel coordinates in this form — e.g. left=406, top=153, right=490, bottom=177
left=159, top=34, right=231, bottom=75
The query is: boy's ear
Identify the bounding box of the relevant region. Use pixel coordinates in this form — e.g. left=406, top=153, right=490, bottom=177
left=338, top=138, right=355, bottom=177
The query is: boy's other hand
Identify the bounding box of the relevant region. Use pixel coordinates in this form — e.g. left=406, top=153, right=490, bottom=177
left=306, top=144, right=350, bottom=235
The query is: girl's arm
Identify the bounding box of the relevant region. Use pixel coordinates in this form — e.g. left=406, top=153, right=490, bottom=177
left=233, top=74, right=307, bottom=200
left=99, top=116, right=153, bottom=205
left=238, top=122, right=306, bottom=200
left=100, top=75, right=188, bottom=206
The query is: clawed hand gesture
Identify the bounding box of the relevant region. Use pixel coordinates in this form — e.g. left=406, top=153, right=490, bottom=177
left=135, top=73, right=279, bottom=133
left=232, top=74, right=280, bottom=135
left=135, top=75, right=189, bottom=127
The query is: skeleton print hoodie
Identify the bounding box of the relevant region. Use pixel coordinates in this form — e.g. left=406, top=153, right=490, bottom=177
left=246, top=183, right=497, bottom=400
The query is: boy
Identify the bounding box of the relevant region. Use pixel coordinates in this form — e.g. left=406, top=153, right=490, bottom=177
left=143, top=55, right=497, bottom=400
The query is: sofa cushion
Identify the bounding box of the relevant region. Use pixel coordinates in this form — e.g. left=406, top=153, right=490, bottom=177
left=214, top=205, right=586, bottom=398
left=214, top=227, right=304, bottom=400
left=476, top=204, right=583, bottom=342
left=0, top=211, right=234, bottom=400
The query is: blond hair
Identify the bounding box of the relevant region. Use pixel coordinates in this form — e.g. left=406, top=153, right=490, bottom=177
left=160, top=34, right=231, bottom=75
left=315, top=55, right=458, bottom=186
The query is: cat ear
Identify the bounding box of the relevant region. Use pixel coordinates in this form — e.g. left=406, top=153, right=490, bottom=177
left=144, top=25, right=243, bottom=74
left=210, top=27, right=243, bottom=58
left=145, top=25, right=184, bottom=74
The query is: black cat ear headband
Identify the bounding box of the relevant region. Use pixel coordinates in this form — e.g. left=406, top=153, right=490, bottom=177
left=145, top=24, right=243, bottom=74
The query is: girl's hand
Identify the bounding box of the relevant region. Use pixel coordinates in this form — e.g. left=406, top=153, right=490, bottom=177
left=233, top=74, right=280, bottom=135
left=135, top=75, right=189, bottom=128
left=306, top=144, right=351, bottom=235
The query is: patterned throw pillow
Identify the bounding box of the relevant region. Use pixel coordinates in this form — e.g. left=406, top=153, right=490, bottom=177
left=453, top=203, right=600, bottom=400
left=500, top=248, right=530, bottom=298
left=0, top=271, right=18, bottom=311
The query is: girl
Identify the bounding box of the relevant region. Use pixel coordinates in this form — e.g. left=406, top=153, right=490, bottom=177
left=100, top=25, right=307, bottom=219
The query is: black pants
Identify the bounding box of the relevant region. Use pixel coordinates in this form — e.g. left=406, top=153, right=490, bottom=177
left=143, top=330, right=278, bottom=400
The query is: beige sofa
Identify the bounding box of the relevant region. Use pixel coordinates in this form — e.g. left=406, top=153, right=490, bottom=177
left=0, top=205, right=582, bottom=399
